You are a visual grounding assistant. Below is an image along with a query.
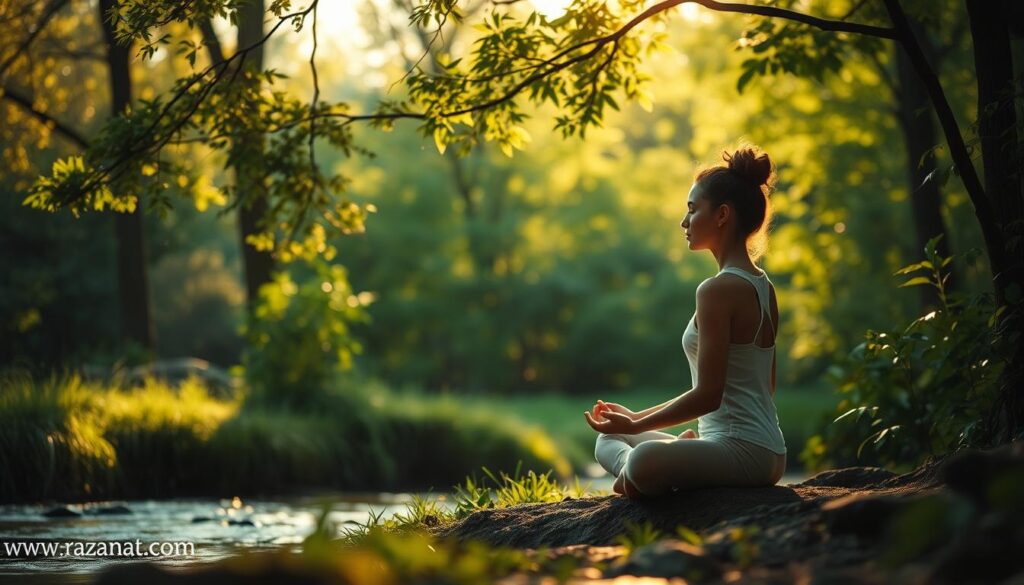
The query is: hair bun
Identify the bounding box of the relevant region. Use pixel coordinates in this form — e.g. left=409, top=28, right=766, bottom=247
left=724, top=147, right=774, bottom=190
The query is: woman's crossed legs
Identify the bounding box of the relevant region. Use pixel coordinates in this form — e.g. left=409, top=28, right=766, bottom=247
left=594, top=431, right=785, bottom=497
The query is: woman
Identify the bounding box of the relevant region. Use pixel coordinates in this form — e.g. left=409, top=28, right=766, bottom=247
left=584, top=144, right=787, bottom=498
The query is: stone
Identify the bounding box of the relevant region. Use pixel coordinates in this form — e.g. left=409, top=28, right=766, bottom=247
left=42, top=505, right=82, bottom=518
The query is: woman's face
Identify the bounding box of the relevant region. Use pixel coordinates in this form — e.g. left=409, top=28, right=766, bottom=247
left=680, top=183, right=719, bottom=252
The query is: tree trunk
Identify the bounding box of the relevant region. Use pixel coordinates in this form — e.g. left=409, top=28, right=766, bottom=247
left=99, top=0, right=154, bottom=353
left=882, top=0, right=1010, bottom=300
left=895, top=43, right=956, bottom=310
left=235, top=0, right=274, bottom=307
left=204, top=1, right=275, bottom=308
left=967, top=0, right=1023, bottom=237
left=966, top=0, right=1024, bottom=445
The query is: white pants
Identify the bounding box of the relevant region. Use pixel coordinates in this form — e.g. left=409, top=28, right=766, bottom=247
left=594, top=430, right=786, bottom=496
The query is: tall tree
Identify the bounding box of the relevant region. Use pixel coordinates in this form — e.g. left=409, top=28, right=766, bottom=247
left=892, top=14, right=963, bottom=308
left=199, top=2, right=275, bottom=310
left=99, top=0, right=154, bottom=352
left=965, top=0, right=1024, bottom=443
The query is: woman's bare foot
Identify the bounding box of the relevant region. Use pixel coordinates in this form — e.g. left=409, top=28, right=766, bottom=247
left=679, top=428, right=697, bottom=439
left=612, top=473, right=625, bottom=495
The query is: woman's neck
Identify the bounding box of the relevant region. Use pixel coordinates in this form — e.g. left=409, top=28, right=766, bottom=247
left=711, top=240, right=758, bottom=274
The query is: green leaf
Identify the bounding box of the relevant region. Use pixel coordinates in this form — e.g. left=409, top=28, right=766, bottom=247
left=894, top=261, right=931, bottom=276
left=899, top=276, right=933, bottom=288
left=736, top=67, right=757, bottom=94
left=924, top=234, right=944, bottom=256
left=433, top=126, right=447, bottom=155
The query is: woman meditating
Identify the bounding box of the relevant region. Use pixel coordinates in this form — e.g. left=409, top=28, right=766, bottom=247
left=584, top=144, right=787, bottom=498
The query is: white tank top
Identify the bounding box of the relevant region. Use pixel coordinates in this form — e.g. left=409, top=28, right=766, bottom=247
left=681, top=267, right=787, bottom=454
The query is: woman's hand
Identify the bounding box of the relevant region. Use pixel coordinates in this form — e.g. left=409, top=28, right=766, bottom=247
left=596, top=400, right=638, bottom=421
left=584, top=409, right=637, bottom=434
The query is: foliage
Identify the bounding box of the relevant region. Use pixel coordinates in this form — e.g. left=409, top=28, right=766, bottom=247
left=302, top=523, right=532, bottom=585
left=2, top=0, right=991, bottom=393
left=615, top=520, right=662, bottom=554
left=724, top=525, right=762, bottom=569
left=878, top=456, right=1024, bottom=572
left=734, top=0, right=887, bottom=93
left=243, top=258, right=371, bottom=408
left=0, top=371, right=230, bottom=502
left=17, top=0, right=373, bottom=257
left=0, top=372, right=570, bottom=502
left=802, top=237, right=1008, bottom=471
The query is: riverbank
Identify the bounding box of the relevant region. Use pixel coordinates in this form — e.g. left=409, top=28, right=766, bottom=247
left=82, top=441, right=1024, bottom=584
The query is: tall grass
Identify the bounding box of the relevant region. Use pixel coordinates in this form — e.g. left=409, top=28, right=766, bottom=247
left=0, top=373, right=118, bottom=501
left=0, top=373, right=570, bottom=503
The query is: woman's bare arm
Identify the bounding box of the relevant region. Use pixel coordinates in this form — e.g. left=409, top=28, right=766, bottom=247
left=633, top=395, right=681, bottom=419
left=632, top=279, right=730, bottom=432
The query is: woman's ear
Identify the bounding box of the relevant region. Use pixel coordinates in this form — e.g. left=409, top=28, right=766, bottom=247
left=716, top=203, right=731, bottom=228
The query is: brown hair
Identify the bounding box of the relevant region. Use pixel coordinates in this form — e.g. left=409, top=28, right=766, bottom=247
left=694, top=144, right=776, bottom=261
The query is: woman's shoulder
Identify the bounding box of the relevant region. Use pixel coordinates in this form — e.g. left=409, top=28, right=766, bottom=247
left=695, top=274, right=747, bottom=306
left=697, top=272, right=776, bottom=313
left=698, top=272, right=754, bottom=295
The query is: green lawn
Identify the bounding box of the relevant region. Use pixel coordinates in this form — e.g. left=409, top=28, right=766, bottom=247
left=458, top=385, right=842, bottom=472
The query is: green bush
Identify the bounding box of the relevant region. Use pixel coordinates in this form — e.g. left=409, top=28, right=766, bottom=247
left=802, top=237, right=1010, bottom=471
left=243, top=259, right=370, bottom=409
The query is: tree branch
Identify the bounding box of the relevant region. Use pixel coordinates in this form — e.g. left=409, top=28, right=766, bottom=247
left=687, top=0, right=896, bottom=39
left=198, top=18, right=226, bottom=64
left=49, top=0, right=904, bottom=207
left=881, top=0, right=1006, bottom=290
left=72, top=3, right=319, bottom=199
left=437, top=0, right=897, bottom=87
left=307, top=0, right=320, bottom=196
left=1, top=83, right=89, bottom=148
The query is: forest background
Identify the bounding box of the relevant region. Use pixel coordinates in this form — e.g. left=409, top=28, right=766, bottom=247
left=1, top=0, right=1017, bottom=501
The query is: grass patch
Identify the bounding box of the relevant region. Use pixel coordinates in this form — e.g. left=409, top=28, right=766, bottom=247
left=337, top=463, right=600, bottom=544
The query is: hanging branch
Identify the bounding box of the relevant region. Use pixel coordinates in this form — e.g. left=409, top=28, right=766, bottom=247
left=1, top=83, right=89, bottom=148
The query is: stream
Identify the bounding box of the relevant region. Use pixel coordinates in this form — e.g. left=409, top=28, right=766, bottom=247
left=0, top=492, right=442, bottom=584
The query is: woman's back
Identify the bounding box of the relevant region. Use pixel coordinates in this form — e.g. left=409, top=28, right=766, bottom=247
left=682, top=267, right=786, bottom=454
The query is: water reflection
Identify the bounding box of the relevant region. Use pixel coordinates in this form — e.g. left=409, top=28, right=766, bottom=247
left=0, top=492, right=442, bottom=582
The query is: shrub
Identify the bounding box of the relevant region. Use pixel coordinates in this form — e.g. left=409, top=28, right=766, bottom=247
left=803, top=237, right=1010, bottom=471
left=243, top=259, right=371, bottom=409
